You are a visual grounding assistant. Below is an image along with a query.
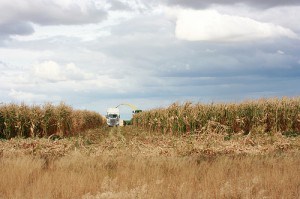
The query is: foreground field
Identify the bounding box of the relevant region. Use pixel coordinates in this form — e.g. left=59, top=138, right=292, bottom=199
left=1, top=126, right=299, bottom=199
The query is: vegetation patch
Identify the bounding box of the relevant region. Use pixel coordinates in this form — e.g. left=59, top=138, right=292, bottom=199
left=0, top=103, right=105, bottom=139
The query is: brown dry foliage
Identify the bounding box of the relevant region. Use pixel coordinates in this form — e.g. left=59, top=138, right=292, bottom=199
left=0, top=102, right=105, bottom=139
left=0, top=126, right=299, bottom=199
left=133, top=97, right=300, bottom=136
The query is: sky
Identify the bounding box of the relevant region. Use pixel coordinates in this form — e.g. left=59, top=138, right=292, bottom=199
left=1, top=0, right=300, bottom=118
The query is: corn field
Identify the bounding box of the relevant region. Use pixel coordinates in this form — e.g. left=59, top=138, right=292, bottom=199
left=0, top=103, right=105, bottom=139
left=133, top=97, right=300, bottom=135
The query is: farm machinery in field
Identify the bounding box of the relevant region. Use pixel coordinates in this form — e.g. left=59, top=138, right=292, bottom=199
left=106, top=103, right=142, bottom=127
left=106, top=107, right=120, bottom=127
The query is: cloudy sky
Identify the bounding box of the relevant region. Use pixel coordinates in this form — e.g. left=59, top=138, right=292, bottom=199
left=1, top=0, right=300, bottom=117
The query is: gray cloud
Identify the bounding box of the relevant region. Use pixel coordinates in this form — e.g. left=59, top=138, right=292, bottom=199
left=109, top=0, right=132, bottom=10
left=0, top=0, right=107, bottom=41
left=0, top=22, right=34, bottom=36
left=0, top=61, right=8, bottom=67
left=163, top=0, right=300, bottom=9
left=0, top=0, right=107, bottom=25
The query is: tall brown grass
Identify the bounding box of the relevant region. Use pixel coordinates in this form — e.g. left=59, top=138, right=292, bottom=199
left=0, top=103, right=105, bottom=139
left=0, top=151, right=299, bottom=198
left=0, top=126, right=299, bottom=199
left=133, top=97, right=300, bottom=136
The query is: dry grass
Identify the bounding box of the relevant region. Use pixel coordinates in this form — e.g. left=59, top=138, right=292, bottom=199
left=0, top=126, right=299, bottom=199
left=0, top=152, right=299, bottom=199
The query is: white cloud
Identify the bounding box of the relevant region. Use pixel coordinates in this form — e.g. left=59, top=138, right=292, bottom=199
left=33, top=61, right=66, bottom=81
left=210, top=5, right=300, bottom=33
left=277, top=50, right=285, bottom=55
left=8, top=89, right=53, bottom=102
left=65, top=63, right=94, bottom=80
left=174, top=9, right=299, bottom=42
left=205, top=49, right=216, bottom=53
left=33, top=61, right=94, bottom=82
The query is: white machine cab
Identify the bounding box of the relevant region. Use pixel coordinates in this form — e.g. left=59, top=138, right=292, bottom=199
left=106, top=108, right=120, bottom=127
